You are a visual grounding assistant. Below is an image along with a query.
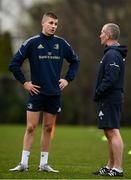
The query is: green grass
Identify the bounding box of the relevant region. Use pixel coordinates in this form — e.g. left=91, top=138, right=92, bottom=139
left=0, top=125, right=131, bottom=179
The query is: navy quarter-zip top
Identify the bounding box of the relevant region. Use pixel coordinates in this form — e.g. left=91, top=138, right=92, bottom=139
left=9, top=33, right=80, bottom=95
left=94, top=45, right=127, bottom=103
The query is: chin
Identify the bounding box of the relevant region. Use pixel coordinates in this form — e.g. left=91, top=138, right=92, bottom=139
left=49, top=32, right=54, bottom=36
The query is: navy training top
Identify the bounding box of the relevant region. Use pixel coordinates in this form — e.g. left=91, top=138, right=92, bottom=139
left=94, top=45, right=127, bottom=103
left=9, top=32, right=80, bottom=95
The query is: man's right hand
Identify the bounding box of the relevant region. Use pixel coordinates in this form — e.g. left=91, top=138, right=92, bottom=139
left=23, top=81, right=41, bottom=95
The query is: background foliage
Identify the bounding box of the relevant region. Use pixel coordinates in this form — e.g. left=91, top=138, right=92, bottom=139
left=1, top=0, right=131, bottom=125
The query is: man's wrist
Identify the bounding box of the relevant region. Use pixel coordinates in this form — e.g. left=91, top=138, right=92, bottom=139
left=64, top=78, right=70, bottom=83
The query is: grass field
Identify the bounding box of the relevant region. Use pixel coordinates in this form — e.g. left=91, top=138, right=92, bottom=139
left=0, top=125, right=131, bottom=179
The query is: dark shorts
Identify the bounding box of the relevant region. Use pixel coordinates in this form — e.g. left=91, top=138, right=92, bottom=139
left=26, top=94, right=61, bottom=114
left=97, top=102, right=122, bottom=129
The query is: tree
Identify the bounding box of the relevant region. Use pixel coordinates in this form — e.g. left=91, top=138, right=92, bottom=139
left=0, top=32, right=12, bottom=77
left=5, top=0, right=131, bottom=125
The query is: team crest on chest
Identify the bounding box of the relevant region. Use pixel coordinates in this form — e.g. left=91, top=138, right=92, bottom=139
left=53, top=44, right=59, bottom=50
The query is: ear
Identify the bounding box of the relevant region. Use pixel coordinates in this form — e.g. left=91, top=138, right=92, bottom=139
left=41, top=20, right=44, bottom=26
left=106, top=34, right=110, bottom=40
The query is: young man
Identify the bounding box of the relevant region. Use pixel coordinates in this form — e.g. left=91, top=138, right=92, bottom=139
left=9, top=12, right=80, bottom=172
left=93, top=23, right=127, bottom=177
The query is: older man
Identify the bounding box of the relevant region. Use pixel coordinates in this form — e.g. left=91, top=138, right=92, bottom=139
left=93, top=23, right=127, bottom=177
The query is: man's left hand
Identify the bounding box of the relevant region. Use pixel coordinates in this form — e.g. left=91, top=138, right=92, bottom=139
left=59, top=79, right=68, bottom=90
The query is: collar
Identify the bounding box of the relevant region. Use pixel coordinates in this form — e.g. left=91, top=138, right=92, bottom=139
left=40, top=32, right=54, bottom=39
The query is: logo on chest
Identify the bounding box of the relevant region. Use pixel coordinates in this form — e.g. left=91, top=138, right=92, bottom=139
left=37, top=44, right=44, bottom=49
left=53, top=44, right=59, bottom=50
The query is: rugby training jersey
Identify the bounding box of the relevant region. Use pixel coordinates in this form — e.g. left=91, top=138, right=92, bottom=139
left=9, top=32, right=80, bottom=95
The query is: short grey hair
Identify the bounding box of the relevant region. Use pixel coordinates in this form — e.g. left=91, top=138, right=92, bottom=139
left=103, top=23, right=120, bottom=40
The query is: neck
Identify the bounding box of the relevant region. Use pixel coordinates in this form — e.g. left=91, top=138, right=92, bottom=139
left=106, top=39, right=119, bottom=46
left=42, top=30, right=52, bottom=37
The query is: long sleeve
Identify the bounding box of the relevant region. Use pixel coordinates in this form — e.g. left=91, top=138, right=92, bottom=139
left=64, top=42, right=80, bottom=82
left=9, top=43, right=29, bottom=84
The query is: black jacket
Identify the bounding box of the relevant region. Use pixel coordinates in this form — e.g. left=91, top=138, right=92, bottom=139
left=94, top=45, right=127, bottom=103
